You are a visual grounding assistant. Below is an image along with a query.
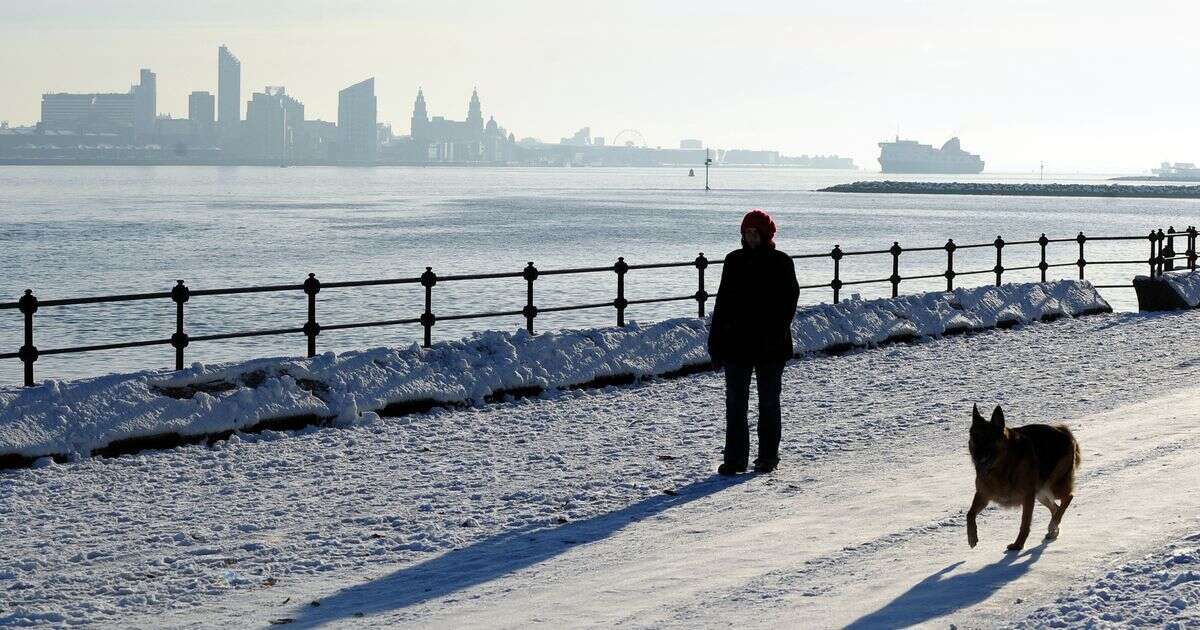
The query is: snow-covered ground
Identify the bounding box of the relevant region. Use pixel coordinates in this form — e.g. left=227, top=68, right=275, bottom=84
left=1015, top=532, right=1200, bottom=628
left=3, top=307, right=1199, bottom=628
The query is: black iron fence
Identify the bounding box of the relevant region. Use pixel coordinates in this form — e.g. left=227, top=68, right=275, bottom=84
left=2, top=226, right=1196, bottom=388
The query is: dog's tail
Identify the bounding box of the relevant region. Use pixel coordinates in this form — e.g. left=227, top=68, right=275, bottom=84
left=1051, top=424, right=1081, bottom=497
left=1058, top=424, right=1082, bottom=468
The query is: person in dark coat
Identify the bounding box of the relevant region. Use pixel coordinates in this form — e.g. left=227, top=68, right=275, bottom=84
left=707, top=209, right=800, bottom=475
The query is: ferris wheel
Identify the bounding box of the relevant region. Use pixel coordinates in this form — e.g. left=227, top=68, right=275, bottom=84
left=612, top=129, right=647, bottom=148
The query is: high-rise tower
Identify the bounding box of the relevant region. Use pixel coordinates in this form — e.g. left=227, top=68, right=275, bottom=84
left=217, top=45, right=241, bottom=127
left=338, top=78, right=377, bottom=162
left=133, top=68, right=156, bottom=139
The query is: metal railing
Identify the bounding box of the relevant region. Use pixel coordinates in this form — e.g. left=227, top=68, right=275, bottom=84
left=1, top=225, right=1195, bottom=387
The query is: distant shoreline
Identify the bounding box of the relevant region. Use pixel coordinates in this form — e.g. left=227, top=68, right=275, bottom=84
left=1108, top=175, right=1200, bottom=183
left=0, top=158, right=858, bottom=170
left=820, top=181, right=1200, bottom=199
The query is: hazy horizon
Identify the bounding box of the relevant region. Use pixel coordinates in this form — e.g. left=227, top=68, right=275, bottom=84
left=3, top=0, right=1198, bottom=172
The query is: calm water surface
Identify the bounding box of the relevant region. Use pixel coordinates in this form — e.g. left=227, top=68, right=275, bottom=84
left=2, top=166, right=1197, bottom=382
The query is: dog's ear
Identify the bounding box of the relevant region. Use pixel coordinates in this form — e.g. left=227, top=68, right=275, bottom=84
left=972, top=403, right=985, bottom=425
left=991, top=405, right=1006, bottom=429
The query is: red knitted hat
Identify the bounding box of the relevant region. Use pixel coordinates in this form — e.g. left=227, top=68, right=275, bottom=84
left=741, top=209, right=776, bottom=246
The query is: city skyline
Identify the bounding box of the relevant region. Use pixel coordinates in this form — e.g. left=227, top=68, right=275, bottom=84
left=3, top=1, right=1200, bottom=171
left=8, top=43, right=854, bottom=168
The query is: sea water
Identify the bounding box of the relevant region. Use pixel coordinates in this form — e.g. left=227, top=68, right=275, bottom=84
left=1, top=166, right=1196, bottom=382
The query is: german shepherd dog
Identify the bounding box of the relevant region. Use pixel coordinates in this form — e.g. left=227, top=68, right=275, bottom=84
left=967, top=404, right=1080, bottom=551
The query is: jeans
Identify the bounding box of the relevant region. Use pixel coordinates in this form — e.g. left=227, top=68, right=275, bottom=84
left=723, top=359, right=785, bottom=467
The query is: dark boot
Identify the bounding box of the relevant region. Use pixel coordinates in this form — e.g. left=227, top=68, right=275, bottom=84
left=718, top=462, right=747, bottom=476
left=753, top=458, right=778, bottom=473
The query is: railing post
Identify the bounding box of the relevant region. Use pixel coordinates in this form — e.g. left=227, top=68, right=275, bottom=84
left=1148, top=230, right=1159, bottom=277
left=694, top=253, right=709, bottom=318
left=1156, top=229, right=1166, bottom=276
left=1163, top=225, right=1177, bottom=272
left=18, top=289, right=38, bottom=387
left=1038, top=234, right=1049, bottom=283
left=993, top=236, right=1005, bottom=286
left=944, top=239, right=956, bottom=291
left=889, top=241, right=902, bottom=298
left=1189, top=226, right=1198, bottom=271
left=420, top=266, right=436, bottom=348
left=303, top=273, right=320, bottom=358
left=522, top=262, right=538, bottom=334
left=613, top=257, right=628, bottom=327
left=1075, top=232, right=1087, bottom=280
left=830, top=245, right=843, bottom=304
left=170, top=280, right=190, bottom=370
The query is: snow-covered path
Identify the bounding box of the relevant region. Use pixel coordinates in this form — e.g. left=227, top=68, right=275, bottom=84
left=4, top=308, right=1200, bottom=628
left=241, top=386, right=1200, bottom=629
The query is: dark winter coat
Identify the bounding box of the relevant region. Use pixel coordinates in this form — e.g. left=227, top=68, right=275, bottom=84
left=707, top=246, right=801, bottom=365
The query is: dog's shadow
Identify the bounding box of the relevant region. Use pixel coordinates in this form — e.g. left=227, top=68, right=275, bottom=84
left=844, top=542, right=1047, bottom=629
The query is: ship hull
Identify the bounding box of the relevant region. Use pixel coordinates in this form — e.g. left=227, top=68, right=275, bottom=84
left=879, top=158, right=984, bottom=175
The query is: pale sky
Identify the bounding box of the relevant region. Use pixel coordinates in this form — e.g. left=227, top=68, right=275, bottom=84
left=3, top=0, right=1198, bottom=172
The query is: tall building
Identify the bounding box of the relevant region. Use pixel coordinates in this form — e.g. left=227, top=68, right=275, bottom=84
left=337, top=78, right=377, bottom=162
left=217, top=45, right=241, bottom=127
left=188, top=91, right=215, bottom=125
left=133, top=68, right=156, bottom=138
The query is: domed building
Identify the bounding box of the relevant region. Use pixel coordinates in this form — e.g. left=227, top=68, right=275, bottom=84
left=406, top=88, right=517, bottom=163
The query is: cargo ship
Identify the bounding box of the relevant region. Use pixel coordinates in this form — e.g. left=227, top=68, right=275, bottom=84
left=877, top=136, right=984, bottom=174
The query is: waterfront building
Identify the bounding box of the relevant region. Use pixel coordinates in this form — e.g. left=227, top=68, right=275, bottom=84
left=39, top=69, right=155, bottom=140
left=188, top=91, right=215, bottom=125
left=337, top=78, right=377, bottom=162
left=721, top=149, right=778, bottom=165
left=294, top=120, right=338, bottom=161
left=244, top=87, right=299, bottom=160
left=407, top=87, right=515, bottom=162
left=41, top=93, right=134, bottom=135
left=561, top=127, right=591, bottom=146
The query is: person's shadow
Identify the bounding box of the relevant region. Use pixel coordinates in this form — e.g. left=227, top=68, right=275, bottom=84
left=280, top=474, right=749, bottom=628
left=844, top=542, right=1047, bottom=629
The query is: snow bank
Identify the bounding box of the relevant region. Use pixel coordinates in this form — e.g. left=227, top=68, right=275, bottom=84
left=1016, top=532, right=1200, bottom=628
left=0, top=279, right=1110, bottom=462
left=1156, top=269, right=1200, bottom=307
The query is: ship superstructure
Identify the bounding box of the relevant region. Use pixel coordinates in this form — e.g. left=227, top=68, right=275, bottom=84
left=878, top=136, right=984, bottom=174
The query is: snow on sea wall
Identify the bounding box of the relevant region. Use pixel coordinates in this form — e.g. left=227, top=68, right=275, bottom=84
left=0, top=280, right=1110, bottom=463
left=1155, top=269, right=1200, bottom=307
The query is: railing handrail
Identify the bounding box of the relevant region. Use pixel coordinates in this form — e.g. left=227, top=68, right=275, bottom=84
left=2, top=227, right=1194, bottom=387
left=0, top=231, right=1160, bottom=310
